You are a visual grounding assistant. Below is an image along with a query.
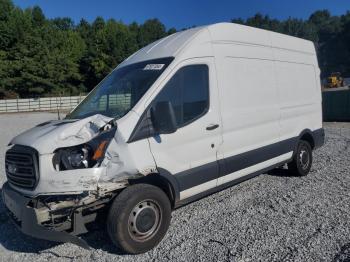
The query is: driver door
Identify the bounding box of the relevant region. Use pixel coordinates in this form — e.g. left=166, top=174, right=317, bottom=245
left=148, top=58, right=223, bottom=200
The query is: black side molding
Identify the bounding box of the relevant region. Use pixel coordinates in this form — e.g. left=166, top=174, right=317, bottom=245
left=175, top=160, right=287, bottom=208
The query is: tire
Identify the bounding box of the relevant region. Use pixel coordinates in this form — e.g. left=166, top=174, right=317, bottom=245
left=288, top=140, right=313, bottom=176
left=107, top=184, right=171, bottom=254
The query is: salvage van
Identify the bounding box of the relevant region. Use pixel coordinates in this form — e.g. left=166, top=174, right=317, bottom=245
left=2, top=23, right=324, bottom=254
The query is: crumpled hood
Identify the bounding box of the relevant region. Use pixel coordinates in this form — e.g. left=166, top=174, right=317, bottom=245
left=10, top=114, right=113, bottom=154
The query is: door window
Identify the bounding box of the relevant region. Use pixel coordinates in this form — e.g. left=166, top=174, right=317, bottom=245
left=153, top=64, right=209, bottom=128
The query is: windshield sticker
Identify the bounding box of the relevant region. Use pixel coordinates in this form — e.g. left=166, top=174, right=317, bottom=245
left=143, top=64, right=165, bottom=70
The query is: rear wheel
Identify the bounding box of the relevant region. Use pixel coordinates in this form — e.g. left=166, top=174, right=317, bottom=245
left=107, top=184, right=171, bottom=254
left=288, top=140, right=312, bottom=176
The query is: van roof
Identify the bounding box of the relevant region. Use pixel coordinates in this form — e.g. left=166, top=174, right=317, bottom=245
left=118, top=22, right=315, bottom=68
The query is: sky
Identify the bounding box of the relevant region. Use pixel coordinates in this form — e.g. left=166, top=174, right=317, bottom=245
left=13, top=0, right=350, bottom=30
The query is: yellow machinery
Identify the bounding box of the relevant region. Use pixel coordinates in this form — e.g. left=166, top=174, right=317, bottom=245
left=327, top=72, right=345, bottom=88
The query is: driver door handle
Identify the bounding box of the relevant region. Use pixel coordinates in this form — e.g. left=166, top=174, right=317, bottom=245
left=206, top=124, right=219, bottom=131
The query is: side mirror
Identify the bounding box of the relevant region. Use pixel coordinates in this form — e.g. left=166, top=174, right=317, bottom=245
left=151, top=101, right=178, bottom=134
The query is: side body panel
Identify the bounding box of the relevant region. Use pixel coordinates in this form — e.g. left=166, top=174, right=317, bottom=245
left=211, top=40, right=283, bottom=185
left=270, top=32, right=322, bottom=141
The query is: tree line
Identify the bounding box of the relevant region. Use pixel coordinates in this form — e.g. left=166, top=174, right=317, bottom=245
left=0, top=0, right=349, bottom=98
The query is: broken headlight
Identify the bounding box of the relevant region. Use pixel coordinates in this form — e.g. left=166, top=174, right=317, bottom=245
left=53, top=121, right=117, bottom=171
left=53, top=140, right=111, bottom=171
left=62, top=147, right=90, bottom=169
left=53, top=145, right=92, bottom=170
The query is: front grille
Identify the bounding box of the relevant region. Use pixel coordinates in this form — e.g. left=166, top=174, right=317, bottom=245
left=5, top=145, right=39, bottom=189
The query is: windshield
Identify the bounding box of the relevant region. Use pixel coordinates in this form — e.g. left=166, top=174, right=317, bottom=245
left=67, top=57, right=174, bottom=119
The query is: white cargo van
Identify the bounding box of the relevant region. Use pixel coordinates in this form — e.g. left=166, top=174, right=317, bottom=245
left=2, top=23, right=324, bottom=254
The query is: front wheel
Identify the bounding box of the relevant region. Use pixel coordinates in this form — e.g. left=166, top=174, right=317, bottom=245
left=288, top=140, right=313, bottom=176
left=107, top=184, right=171, bottom=254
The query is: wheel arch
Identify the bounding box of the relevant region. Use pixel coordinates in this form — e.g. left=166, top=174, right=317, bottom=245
left=128, top=168, right=180, bottom=209
left=298, top=129, right=315, bottom=149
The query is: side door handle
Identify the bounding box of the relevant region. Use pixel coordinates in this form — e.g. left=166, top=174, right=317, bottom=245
left=206, top=124, right=219, bottom=131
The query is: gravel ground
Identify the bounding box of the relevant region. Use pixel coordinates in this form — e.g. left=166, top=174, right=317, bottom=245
left=0, top=113, right=350, bottom=262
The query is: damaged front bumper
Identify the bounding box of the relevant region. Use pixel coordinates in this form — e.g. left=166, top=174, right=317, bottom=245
left=2, top=182, right=114, bottom=249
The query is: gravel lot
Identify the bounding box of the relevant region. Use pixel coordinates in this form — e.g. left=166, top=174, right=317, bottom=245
left=0, top=112, right=350, bottom=262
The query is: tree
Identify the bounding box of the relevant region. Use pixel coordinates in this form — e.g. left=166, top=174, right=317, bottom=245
left=52, top=17, right=74, bottom=31
left=31, top=6, right=45, bottom=26
left=0, top=0, right=14, bottom=20
left=137, top=19, right=166, bottom=47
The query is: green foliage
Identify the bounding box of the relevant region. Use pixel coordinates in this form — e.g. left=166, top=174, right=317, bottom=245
left=137, top=18, right=166, bottom=47
left=0, top=1, right=172, bottom=98
left=0, top=0, right=349, bottom=98
left=0, top=2, right=86, bottom=96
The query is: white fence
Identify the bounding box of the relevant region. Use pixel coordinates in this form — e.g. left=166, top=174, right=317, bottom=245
left=0, top=95, right=86, bottom=113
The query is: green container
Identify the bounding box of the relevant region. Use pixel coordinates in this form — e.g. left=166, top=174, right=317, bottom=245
left=322, top=88, right=350, bottom=121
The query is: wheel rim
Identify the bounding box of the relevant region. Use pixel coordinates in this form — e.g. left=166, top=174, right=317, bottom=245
left=128, top=199, right=162, bottom=242
left=299, top=147, right=310, bottom=170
